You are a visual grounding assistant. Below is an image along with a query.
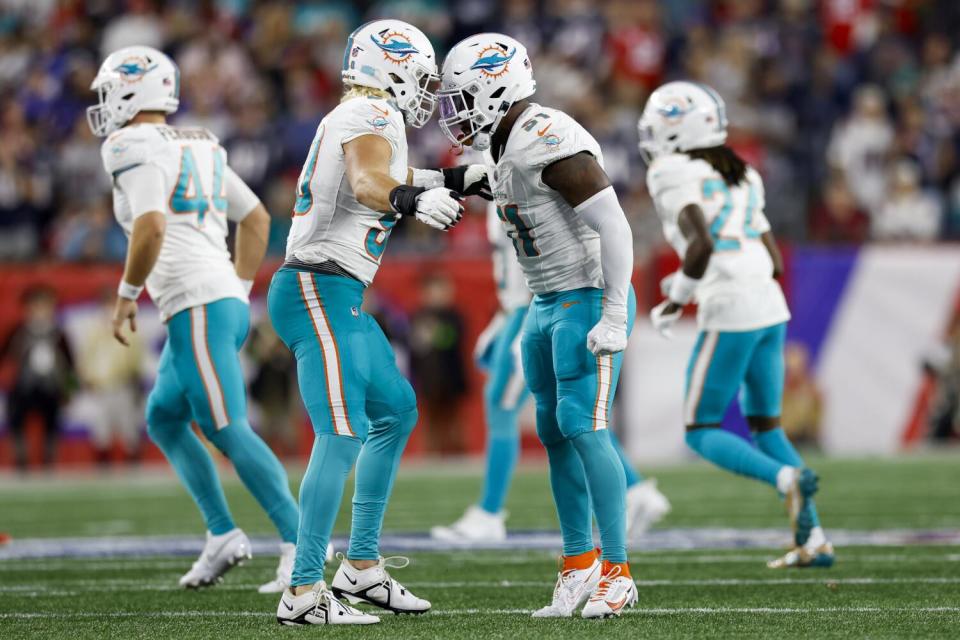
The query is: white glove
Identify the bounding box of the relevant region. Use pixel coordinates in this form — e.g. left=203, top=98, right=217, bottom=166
left=586, top=312, right=629, bottom=356
left=455, top=164, right=492, bottom=200
left=415, top=187, right=463, bottom=231
left=650, top=299, right=683, bottom=338
left=659, top=271, right=677, bottom=298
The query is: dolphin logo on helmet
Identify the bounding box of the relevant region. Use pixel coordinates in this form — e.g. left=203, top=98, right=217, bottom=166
left=656, top=101, right=688, bottom=120
left=370, top=32, right=420, bottom=63
left=114, top=60, right=158, bottom=79
left=470, top=47, right=515, bottom=77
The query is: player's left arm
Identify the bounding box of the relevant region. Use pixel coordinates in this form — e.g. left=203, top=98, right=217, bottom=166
left=542, top=151, right=634, bottom=355
left=113, top=164, right=167, bottom=346
left=223, top=165, right=269, bottom=292
left=649, top=204, right=713, bottom=338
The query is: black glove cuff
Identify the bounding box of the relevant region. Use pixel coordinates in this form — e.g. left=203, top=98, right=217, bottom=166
left=389, top=185, right=426, bottom=217
left=441, top=166, right=466, bottom=193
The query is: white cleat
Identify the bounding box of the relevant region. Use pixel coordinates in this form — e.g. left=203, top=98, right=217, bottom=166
left=258, top=542, right=295, bottom=594
left=331, top=554, right=431, bottom=615
left=178, top=528, right=251, bottom=589
left=258, top=541, right=335, bottom=594
left=430, top=505, right=507, bottom=542
left=276, top=581, right=380, bottom=626
left=626, top=478, right=671, bottom=541
left=581, top=564, right=638, bottom=619
left=531, top=556, right=602, bottom=618
left=767, top=542, right=836, bottom=569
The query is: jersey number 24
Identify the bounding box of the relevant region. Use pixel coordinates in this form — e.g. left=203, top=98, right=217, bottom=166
left=701, top=178, right=761, bottom=251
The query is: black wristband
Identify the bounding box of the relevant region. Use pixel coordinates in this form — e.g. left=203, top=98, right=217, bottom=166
left=389, top=185, right=425, bottom=216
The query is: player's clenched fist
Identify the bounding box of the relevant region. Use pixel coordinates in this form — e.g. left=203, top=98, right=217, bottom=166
left=586, top=313, right=629, bottom=355
left=389, top=184, right=464, bottom=231
left=416, top=187, right=464, bottom=230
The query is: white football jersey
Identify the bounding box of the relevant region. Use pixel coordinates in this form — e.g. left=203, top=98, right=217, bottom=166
left=483, top=104, right=604, bottom=296
left=102, top=124, right=250, bottom=322
left=285, top=97, right=408, bottom=285
left=487, top=202, right=532, bottom=311
left=646, top=153, right=791, bottom=332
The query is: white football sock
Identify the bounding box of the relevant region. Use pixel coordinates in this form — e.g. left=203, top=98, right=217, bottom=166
left=775, top=466, right=797, bottom=494
left=804, top=526, right=827, bottom=550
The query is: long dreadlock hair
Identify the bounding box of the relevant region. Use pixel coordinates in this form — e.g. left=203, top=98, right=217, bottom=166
left=685, top=145, right=748, bottom=187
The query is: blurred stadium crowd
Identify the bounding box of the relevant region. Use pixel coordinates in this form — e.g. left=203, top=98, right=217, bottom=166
left=1, top=0, right=959, bottom=264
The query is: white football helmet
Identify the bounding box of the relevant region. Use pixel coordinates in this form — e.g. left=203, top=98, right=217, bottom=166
left=637, top=81, right=728, bottom=163
left=342, top=20, right=438, bottom=129
left=87, top=45, right=179, bottom=137
left=438, top=33, right=536, bottom=151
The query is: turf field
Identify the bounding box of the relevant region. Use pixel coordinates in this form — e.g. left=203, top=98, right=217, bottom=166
left=2, top=451, right=959, bottom=638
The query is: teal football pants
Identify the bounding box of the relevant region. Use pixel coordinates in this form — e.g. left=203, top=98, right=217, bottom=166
left=521, top=286, right=637, bottom=564
left=682, top=322, right=822, bottom=530
left=476, top=305, right=642, bottom=515
left=145, top=297, right=298, bottom=543
left=269, top=268, right=417, bottom=586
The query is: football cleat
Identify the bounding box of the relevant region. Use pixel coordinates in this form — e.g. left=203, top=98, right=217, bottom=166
left=532, top=556, right=602, bottom=618
left=258, top=541, right=334, bottom=594
left=767, top=542, right=836, bottom=569
left=581, top=564, right=638, bottom=619
left=178, top=528, right=251, bottom=589
left=429, top=505, right=507, bottom=542
left=276, top=581, right=380, bottom=626
left=331, top=554, right=431, bottom=615
left=626, top=478, right=671, bottom=541
left=785, top=468, right=819, bottom=547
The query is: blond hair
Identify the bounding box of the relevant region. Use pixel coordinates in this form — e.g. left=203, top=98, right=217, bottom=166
left=341, top=85, right=391, bottom=103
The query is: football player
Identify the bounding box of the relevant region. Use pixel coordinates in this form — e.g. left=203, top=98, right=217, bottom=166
left=268, top=20, right=488, bottom=625
left=431, top=202, right=670, bottom=543
left=438, top=34, right=639, bottom=618
left=641, top=81, right=834, bottom=569
left=90, top=46, right=301, bottom=591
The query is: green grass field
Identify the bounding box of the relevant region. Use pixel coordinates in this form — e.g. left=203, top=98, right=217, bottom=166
left=2, top=452, right=959, bottom=638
